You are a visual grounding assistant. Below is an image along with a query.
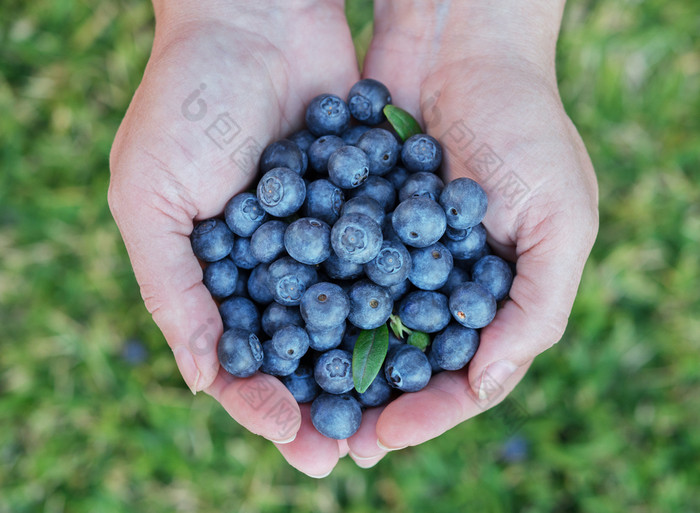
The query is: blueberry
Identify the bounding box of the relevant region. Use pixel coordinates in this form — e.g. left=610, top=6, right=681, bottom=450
left=356, top=128, right=400, bottom=176
left=260, top=139, right=306, bottom=176
left=271, top=325, right=310, bottom=360
left=322, top=251, right=365, bottom=280
left=408, top=242, right=454, bottom=290
left=364, top=240, right=412, bottom=287
left=327, top=146, right=370, bottom=189
left=443, top=223, right=487, bottom=260
left=191, top=218, right=234, bottom=262
left=398, top=172, right=445, bottom=202
left=307, top=322, right=346, bottom=351
left=347, top=280, right=393, bottom=330
left=392, top=197, right=446, bottom=248
left=398, top=290, right=451, bottom=333
left=439, top=265, right=470, bottom=295
left=386, top=279, right=411, bottom=302
left=310, top=393, right=362, bottom=440
left=284, top=217, right=331, bottom=265
left=384, top=344, right=431, bottom=392
left=250, top=220, right=287, bottom=264
left=288, top=129, right=316, bottom=153
left=230, top=237, right=260, bottom=270
left=401, top=134, right=443, bottom=173
left=330, top=213, right=383, bottom=264
left=308, top=135, right=345, bottom=174
left=305, top=94, right=351, bottom=136
left=203, top=258, right=239, bottom=298
left=444, top=225, right=471, bottom=241
left=224, top=192, right=268, bottom=237
left=267, top=256, right=318, bottom=306
left=303, top=179, right=345, bottom=225
left=449, top=282, right=497, bottom=329
left=340, top=196, right=385, bottom=225
left=219, top=296, right=261, bottom=334
left=234, top=268, right=250, bottom=298
left=261, top=340, right=300, bottom=376
left=300, top=282, right=350, bottom=331
left=385, top=166, right=409, bottom=191
left=314, top=349, right=354, bottom=394
left=471, top=255, right=514, bottom=301
left=339, top=324, right=360, bottom=352
left=432, top=324, right=479, bottom=371
left=256, top=167, right=306, bottom=217
left=439, top=177, right=488, bottom=229
left=355, top=372, right=393, bottom=407
left=381, top=212, right=401, bottom=243
left=349, top=175, right=396, bottom=212
left=425, top=345, right=443, bottom=374
left=341, top=125, right=371, bottom=145
left=218, top=329, right=263, bottom=378
left=282, top=364, right=320, bottom=403
left=261, top=303, right=303, bottom=338
left=347, top=78, right=392, bottom=125
left=247, top=263, right=274, bottom=305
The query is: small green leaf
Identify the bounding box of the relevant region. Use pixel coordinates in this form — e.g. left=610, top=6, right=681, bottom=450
left=353, top=324, right=389, bottom=394
left=389, top=314, right=412, bottom=340
left=383, top=105, right=423, bottom=141
left=407, top=331, right=430, bottom=351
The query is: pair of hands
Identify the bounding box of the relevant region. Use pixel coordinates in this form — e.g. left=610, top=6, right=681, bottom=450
left=108, top=0, right=598, bottom=477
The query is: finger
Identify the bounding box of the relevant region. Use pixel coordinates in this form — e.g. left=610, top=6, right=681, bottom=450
left=337, top=438, right=350, bottom=458
left=347, top=406, right=388, bottom=468
left=274, top=403, right=340, bottom=478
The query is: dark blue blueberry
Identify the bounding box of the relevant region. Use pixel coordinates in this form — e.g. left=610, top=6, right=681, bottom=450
left=432, top=323, right=479, bottom=371
left=256, top=167, right=306, bottom=217
left=341, top=125, right=371, bottom=145
left=381, top=212, right=401, bottom=243
left=328, top=145, right=370, bottom=189
left=443, top=223, right=487, bottom=260
left=284, top=217, right=331, bottom=265
left=392, top=197, right=446, bottom=248
left=219, top=296, right=261, bottom=334
left=385, top=166, right=409, bottom=191
left=330, top=213, right=383, bottom=264
left=408, top=242, right=454, bottom=290
left=401, top=134, right=443, bottom=173
left=347, top=78, right=392, bottom=125
left=271, top=325, right=310, bottom=360
left=387, top=279, right=410, bottom=302
left=218, top=328, right=263, bottom=378
left=224, top=192, right=268, bottom=237
left=121, top=339, right=148, bottom=366
left=311, top=393, right=363, bottom=440
left=305, top=94, right=351, bottom=137
left=364, top=240, right=412, bottom=287
left=384, top=344, right=431, bottom=392
left=282, top=364, right=320, bottom=403
left=314, top=348, right=354, bottom=394
left=339, top=324, right=361, bottom=352
left=203, top=258, right=239, bottom=298
left=261, top=303, right=303, bottom=338
left=425, top=345, right=443, bottom=374
left=308, top=135, right=345, bottom=174
left=303, top=179, right=345, bottom=225
left=471, top=255, right=514, bottom=301
left=307, top=322, right=346, bottom=351
left=440, top=177, right=488, bottom=229
left=247, top=263, right=274, bottom=305
left=350, top=175, right=396, bottom=212
left=449, top=282, right=497, bottom=329
left=261, top=340, right=300, bottom=376
left=322, top=251, right=365, bottom=280
left=250, top=220, right=287, bottom=264
left=347, top=280, right=393, bottom=330
left=267, top=256, right=318, bottom=306
left=288, top=129, right=316, bottom=153
left=444, top=225, right=471, bottom=241
left=439, top=265, right=470, bottom=296
left=356, top=372, right=393, bottom=407
left=356, top=128, right=400, bottom=176
left=230, top=237, right=260, bottom=270
left=340, top=196, right=385, bottom=225
left=398, top=290, right=450, bottom=333
left=500, top=436, right=529, bottom=463
left=300, top=282, right=350, bottom=331
left=398, top=172, right=445, bottom=202
left=234, top=269, right=250, bottom=298
left=260, top=139, right=305, bottom=176
left=191, top=218, right=234, bottom=262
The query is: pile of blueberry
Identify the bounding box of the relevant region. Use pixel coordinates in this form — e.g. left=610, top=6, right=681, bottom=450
left=190, top=79, right=514, bottom=440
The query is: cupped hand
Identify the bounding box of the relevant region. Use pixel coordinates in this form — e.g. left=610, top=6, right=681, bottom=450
left=108, top=0, right=359, bottom=477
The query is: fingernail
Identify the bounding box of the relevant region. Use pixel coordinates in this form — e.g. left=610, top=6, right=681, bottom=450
left=307, top=469, right=332, bottom=479
left=173, top=346, right=199, bottom=395
left=377, top=440, right=407, bottom=452
left=271, top=432, right=297, bottom=444
left=351, top=453, right=381, bottom=469
left=477, top=360, right=518, bottom=402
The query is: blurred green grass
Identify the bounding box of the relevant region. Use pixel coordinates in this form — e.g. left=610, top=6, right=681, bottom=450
left=1, top=0, right=699, bottom=511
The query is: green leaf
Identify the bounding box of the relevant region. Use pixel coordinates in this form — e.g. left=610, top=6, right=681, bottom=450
left=389, top=314, right=412, bottom=340
left=352, top=324, right=389, bottom=394
left=383, top=105, right=423, bottom=141
left=407, top=331, right=430, bottom=351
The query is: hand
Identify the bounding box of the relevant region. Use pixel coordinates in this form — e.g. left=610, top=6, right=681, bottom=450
left=342, top=0, right=599, bottom=464
left=108, top=0, right=359, bottom=477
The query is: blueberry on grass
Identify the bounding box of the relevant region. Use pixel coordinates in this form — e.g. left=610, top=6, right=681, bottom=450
left=300, top=282, right=350, bottom=331
left=314, top=349, right=354, bottom=394
left=305, top=94, right=351, bottom=137
left=330, top=213, right=383, bottom=264
left=311, top=393, right=362, bottom=440
left=350, top=175, right=396, bottom=212
left=364, top=240, right=412, bottom=287
left=203, top=258, right=239, bottom=298
left=230, top=237, right=260, bottom=270
left=267, top=256, right=318, bottom=306
left=308, top=135, right=345, bottom=174
left=218, top=329, right=263, bottom=378
left=261, top=303, right=303, bottom=338
left=328, top=146, right=370, bottom=189
left=322, top=252, right=364, bottom=280
left=471, top=254, right=514, bottom=301
left=355, top=372, right=393, bottom=407
left=284, top=217, right=331, bottom=265
left=256, top=167, right=306, bottom=217
left=347, top=280, right=393, bottom=330
left=282, top=364, right=320, bottom=403
left=398, top=290, right=451, bottom=333
left=341, top=196, right=385, bottom=225
left=250, top=220, right=287, bottom=264
left=260, top=139, right=306, bottom=176
left=399, top=172, right=445, bottom=202
left=392, top=196, right=446, bottom=248
left=224, top=192, right=268, bottom=237
left=303, top=179, right=345, bottom=225
left=443, top=223, right=488, bottom=261
left=261, top=340, right=300, bottom=376
left=248, top=263, right=274, bottom=305
left=347, top=78, right=392, bottom=125
left=341, top=125, right=371, bottom=145
left=408, top=242, right=454, bottom=291
left=271, top=325, right=310, bottom=361
left=439, top=177, right=488, bottom=229
left=219, top=296, right=261, bottom=334
left=307, top=322, right=346, bottom=351
left=449, top=282, right=497, bottom=329
left=384, top=344, right=432, bottom=392
left=432, top=323, right=479, bottom=371
left=401, top=133, right=443, bottom=174
left=191, top=218, right=234, bottom=262
left=356, top=128, right=400, bottom=176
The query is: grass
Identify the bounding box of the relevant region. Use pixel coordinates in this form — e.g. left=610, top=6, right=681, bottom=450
left=1, top=0, right=699, bottom=511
